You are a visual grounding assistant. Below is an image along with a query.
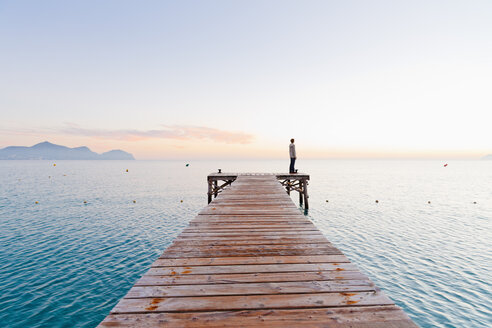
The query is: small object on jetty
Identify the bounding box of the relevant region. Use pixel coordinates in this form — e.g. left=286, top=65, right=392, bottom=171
left=218, top=169, right=222, bottom=173
left=375, top=200, right=379, bottom=203
left=444, top=164, right=448, bottom=167
left=35, top=201, right=39, bottom=204
left=428, top=201, right=431, bottom=204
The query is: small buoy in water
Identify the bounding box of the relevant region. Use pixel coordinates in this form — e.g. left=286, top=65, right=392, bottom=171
left=63, top=174, right=67, bottom=176
left=428, top=201, right=431, bottom=204
left=35, top=201, right=39, bottom=204
left=473, top=201, right=477, bottom=204
left=126, top=169, right=128, bottom=172
left=185, top=163, right=190, bottom=167
left=83, top=200, right=87, bottom=204
left=53, top=163, right=56, bottom=166
left=133, top=200, right=136, bottom=203
left=444, top=164, right=448, bottom=167
left=326, top=200, right=329, bottom=202
left=375, top=200, right=379, bottom=203
left=180, top=200, right=183, bottom=203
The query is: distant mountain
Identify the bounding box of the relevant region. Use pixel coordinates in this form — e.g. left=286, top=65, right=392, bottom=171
left=100, top=149, right=135, bottom=160
left=482, top=154, right=492, bottom=160
left=0, top=141, right=135, bottom=160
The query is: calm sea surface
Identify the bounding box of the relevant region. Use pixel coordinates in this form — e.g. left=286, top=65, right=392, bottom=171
left=0, top=160, right=490, bottom=327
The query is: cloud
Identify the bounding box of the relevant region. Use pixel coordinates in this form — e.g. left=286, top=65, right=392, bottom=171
left=1, top=124, right=255, bottom=144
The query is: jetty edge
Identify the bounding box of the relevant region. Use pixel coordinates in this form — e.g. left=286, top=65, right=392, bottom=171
left=99, top=173, right=417, bottom=327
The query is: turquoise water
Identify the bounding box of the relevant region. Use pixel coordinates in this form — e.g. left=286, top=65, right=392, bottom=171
left=0, top=160, right=490, bottom=327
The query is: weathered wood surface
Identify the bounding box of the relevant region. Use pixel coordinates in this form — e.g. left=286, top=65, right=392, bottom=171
left=100, top=174, right=417, bottom=327
left=207, top=172, right=310, bottom=208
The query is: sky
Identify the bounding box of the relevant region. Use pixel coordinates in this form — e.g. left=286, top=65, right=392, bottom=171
left=1, top=0, right=491, bottom=159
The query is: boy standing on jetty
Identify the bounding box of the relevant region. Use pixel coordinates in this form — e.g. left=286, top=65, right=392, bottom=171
left=289, top=138, right=297, bottom=173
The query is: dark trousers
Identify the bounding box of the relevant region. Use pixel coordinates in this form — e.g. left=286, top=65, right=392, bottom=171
left=289, top=158, right=296, bottom=173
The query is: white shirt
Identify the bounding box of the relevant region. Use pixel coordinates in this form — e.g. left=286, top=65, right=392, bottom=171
left=289, top=143, right=296, bottom=158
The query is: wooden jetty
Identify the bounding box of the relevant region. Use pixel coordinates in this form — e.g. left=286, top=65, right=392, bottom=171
left=99, top=174, right=417, bottom=327
left=207, top=172, right=310, bottom=208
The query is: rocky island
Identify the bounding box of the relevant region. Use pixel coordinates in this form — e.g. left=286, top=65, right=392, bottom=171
left=0, top=141, right=135, bottom=160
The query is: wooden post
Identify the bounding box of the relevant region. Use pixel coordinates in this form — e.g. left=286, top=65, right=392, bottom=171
left=213, top=180, right=218, bottom=198
left=299, top=180, right=304, bottom=206
left=303, top=178, right=309, bottom=209
left=287, top=180, right=290, bottom=195
left=207, top=178, right=213, bottom=203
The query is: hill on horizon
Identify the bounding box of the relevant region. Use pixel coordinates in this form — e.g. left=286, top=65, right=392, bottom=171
left=0, top=141, right=135, bottom=160
left=482, top=154, right=492, bottom=160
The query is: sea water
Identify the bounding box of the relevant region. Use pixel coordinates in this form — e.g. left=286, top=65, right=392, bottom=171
left=0, top=160, right=490, bottom=327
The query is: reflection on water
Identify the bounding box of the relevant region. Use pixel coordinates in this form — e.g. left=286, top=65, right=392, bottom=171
left=0, top=160, right=490, bottom=327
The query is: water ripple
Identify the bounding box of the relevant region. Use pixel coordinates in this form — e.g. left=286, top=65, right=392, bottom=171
left=0, top=160, right=491, bottom=328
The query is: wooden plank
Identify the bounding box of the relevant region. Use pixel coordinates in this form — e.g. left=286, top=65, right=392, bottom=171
left=189, top=221, right=313, bottom=226
left=190, top=219, right=310, bottom=224
left=100, top=306, right=416, bottom=328
left=136, top=271, right=368, bottom=286
left=147, top=263, right=357, bottom=275
left=172, top=235, right=327, bottom=242
left=178, top=231, right=325, bottom=237
left=194, top=214, right=306, bottom=217
left=164, top=244, right=337, bottom=252
left=170, top=238, right=331, bottom=246
left=111, top=291, right=393, bottom=313
left=175, top=235, right=325, bottom=240
left=159, top=249, right=344, bottom=258
left=185, top=224, right=316, bottom=229
left=183, top=227, right=320, bottom=232
left=152, top=255, right=351, bottom=267
left=125, top=280, right=376, bottom=298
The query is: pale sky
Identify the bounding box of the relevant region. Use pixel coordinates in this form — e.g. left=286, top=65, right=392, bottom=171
left=1, top=0, right=491, bottom=159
